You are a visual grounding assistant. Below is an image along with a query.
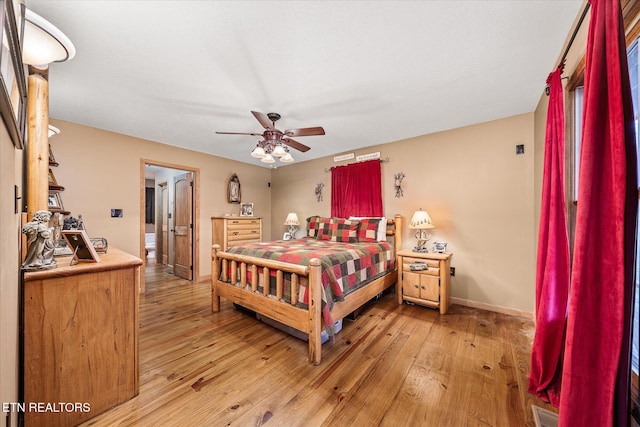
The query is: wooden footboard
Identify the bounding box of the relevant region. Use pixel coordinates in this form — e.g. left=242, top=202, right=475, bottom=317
left=211, top=214, right=402, bottom=365
left=211, top=246, right=324, bottom=364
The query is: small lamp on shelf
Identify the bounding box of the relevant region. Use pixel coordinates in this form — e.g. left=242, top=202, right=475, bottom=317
left=284, top=212, right=300, bottom=236
left=409, top=208, right=435, bottom=252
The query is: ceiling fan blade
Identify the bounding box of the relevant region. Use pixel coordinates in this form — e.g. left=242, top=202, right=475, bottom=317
left=284, top=126, right=325, bottom=137
left=251, top=111, right=274, bottom=130
left=216, top=131, right=263, bottom=136
left=282, top=138, right=310, bottom=152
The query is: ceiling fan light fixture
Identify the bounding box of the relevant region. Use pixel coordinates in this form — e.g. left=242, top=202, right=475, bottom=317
left=261, top=153, right=275, bottom=164
left=272, top=144, right=286, bottom=157
left=280, top=152, right=294, bottom=163
left=251, top=145, right=266, bottom=158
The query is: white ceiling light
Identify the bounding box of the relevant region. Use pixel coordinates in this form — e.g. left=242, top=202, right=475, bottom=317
left=261, top=153, right=275, bottom=164
left=271, top=144, right=286, bottom=157
left=250, top=145, right=265, bottom=158
left=48, top=125, right=60, bottom=138
left=22, top=8, right=76, bottom=66
left=280, top=152, right=294, bottom=163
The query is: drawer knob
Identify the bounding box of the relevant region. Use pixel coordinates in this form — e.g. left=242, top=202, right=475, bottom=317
left=414, top=285, right=419, bottom=288
left=232, top=232, right=239, bottom=235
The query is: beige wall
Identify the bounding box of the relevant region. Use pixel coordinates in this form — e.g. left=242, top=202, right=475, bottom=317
left=272, top=113, right=537, bottom=314
left=0, top=124, right=22, bottom=427
left=49, top=119, right=272, bottom=281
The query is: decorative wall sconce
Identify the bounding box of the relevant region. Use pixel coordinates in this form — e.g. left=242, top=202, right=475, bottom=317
left=315, top=183, right=324, bottom=202
left=394, top=172, right=405, bottom=198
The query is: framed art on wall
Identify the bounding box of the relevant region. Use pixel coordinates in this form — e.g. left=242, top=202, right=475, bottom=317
left=227, top=173, right=241, bottom=203
left=0, top=0, right=26, bottom=149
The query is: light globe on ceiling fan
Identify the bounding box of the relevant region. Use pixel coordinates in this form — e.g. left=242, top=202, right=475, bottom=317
left=217, top=111, right=325, bottom=164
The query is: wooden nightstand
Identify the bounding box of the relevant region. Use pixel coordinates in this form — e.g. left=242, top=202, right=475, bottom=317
left=396, top=249, right=453, bottom=314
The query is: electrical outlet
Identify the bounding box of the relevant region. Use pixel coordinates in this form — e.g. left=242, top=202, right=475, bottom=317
left=450, top=267, right=456, bottom=276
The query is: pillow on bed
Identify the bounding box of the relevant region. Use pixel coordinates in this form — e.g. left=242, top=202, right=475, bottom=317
left=315, top=217, right=333, bottom=240
left=349, top=216, right=387, bottom=241
left=307, top=215, right=321, bottom=238
left=355, top=218, right=381, bottom=242
left=329, top=218, right=359, bottom=243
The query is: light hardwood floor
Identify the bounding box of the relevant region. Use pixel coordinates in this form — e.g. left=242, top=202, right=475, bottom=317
left=82, top=260, right=555, bottom=426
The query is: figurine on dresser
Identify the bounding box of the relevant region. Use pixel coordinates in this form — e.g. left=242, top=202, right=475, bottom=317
left=22, top=210, right=57, bottom=270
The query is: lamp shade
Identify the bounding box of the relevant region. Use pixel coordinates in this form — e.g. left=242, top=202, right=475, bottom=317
left=272, top=144, right=286, bottom=157
left=23, top=9, right=76, bottom=66
left=251, top=145, right=266, bottom=158
left=284, top=212, right=300, bottom=226
left=261, top=153, right=275, bottom=164
left=280, top=152, right=294, bottom=163
left=409, top=209, right=435, bottom=229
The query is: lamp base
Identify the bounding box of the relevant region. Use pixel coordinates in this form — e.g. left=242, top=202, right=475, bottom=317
left=412, top=240, right=429, bottom=253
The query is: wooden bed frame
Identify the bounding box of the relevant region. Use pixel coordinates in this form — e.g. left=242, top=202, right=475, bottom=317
left=211, top=214, right=402, bottom=365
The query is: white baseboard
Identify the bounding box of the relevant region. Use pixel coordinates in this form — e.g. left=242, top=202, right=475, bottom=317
left=450, top=297, right=534, bottom=319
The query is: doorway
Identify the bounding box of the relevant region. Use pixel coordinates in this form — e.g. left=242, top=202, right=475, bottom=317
left=140, top=159, right=200, bottom=292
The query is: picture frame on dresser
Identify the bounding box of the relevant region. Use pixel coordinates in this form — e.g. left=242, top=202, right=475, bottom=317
left=62, top=229, right=100, bottom=263
left=240, top=202, right=253, bottom=217
left=0, top=0, right=27, bottom=149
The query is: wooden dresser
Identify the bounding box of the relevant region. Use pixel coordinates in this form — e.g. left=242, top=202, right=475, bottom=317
left=22, top=248, right=142, bottom=427
left=211, top=216, right=262, bottom=250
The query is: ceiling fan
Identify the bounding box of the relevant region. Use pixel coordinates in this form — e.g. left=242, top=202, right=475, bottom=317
left=216, top=111, right=325, bottom=163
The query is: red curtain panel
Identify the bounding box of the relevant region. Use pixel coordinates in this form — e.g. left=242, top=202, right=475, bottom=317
left=528, top=66, right=571, bottom=407
left=331, top=160, right=383, bottom=218
left=559, top=0, right=638, bottom=425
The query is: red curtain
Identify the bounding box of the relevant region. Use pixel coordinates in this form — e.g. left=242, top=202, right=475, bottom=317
left=331, top=160, right=383, bottom=218
left=528, top=66, right=571, bottom=407
left=559, top=0, right=637, bottom=425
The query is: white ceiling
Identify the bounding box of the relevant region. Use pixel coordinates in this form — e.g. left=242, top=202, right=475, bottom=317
left=26, top=1, right=584, bottom=168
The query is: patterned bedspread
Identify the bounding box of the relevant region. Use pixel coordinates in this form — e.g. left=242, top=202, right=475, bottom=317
left=225, top=237, right=395, bottom=330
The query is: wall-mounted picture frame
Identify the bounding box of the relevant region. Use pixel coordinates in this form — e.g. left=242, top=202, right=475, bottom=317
left=240, top=202, right=253, bottom=217
left=49, top=144, right=57, bottom=165
left=47, top=193, right=63, bottom=212
left=0, top=0, right=27, bottom=149
left=48, top=168, right=58, bottom=185
left=227, top=173, right=241, bottom=204
left=62, top=229, right=100, bottom=264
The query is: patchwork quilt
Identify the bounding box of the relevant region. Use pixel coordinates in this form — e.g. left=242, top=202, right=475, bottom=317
left=225, top=237, right=395, bottom=329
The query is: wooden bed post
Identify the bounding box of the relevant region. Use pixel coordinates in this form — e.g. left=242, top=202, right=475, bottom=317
left=394, top=214, right=403, bottom=252
left=308, top=258, right=322, bottom=365
left=212, top=244, right=221, bottom=312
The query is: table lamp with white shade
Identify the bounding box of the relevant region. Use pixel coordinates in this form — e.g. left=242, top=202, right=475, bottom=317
left=284, top=212, right=300, bottom=237
left=409, top=208, right=435, bottom=252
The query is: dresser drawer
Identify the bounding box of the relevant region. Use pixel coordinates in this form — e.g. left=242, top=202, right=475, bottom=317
left=228, top=229, right=260, bottom=241
left=228, top=237, right=260, bottom=248
left=227, top=218, right=260, bottom=228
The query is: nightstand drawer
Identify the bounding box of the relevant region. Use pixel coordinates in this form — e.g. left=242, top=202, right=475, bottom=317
left=402, top=257, right=440, bottom=276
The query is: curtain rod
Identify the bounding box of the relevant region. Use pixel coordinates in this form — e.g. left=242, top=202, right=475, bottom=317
left=546, top=2, right=591, bottom=95
left=324, top=157, right=389, bottom=172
